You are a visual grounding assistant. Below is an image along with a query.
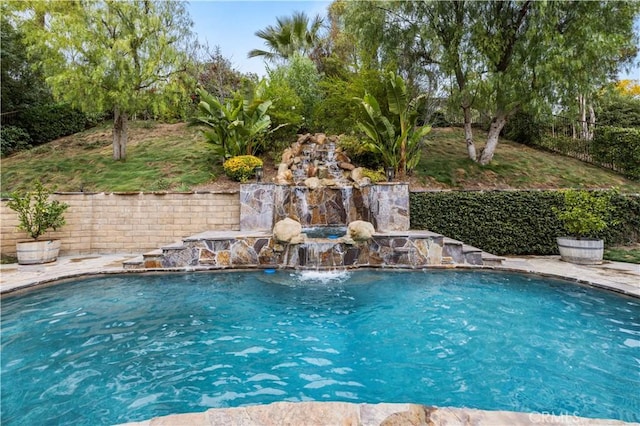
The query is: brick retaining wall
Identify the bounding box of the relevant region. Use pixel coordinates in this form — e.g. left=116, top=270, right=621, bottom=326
left=0, top=192, right=240, bottom=256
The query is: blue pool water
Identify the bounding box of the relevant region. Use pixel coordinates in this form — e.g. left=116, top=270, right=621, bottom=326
left=1, top=270, right=639, bottom=425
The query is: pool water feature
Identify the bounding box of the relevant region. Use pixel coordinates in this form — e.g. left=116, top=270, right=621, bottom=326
left=2, top=270, right=639, bottom=425
left=302, top=226, right=347, bottom=239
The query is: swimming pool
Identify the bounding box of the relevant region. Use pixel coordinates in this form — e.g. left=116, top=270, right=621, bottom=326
left=1, top=270, right=638, bottom=425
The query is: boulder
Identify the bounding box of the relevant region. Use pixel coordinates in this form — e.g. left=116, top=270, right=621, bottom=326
left=336, top=153, right=351, bottom=164
left=348, top=220, right=375, bottom=242
left=304, top=177, right=322, bottom=190
left=276, top=163, right=292, bottom=185
left=351, top=167, right=365, bottom=181
left=281, top=148, right=295, bottom=165
left=273, top=218, right=303, bottom=244
left=316, top=133, right=327, bottom=145
left=338, top=161, right=355, bottom=171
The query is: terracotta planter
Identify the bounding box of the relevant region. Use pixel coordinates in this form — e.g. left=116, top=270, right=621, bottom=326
left=16, top=240, right=61, bottom=265
left=557, top=237, right=604, bottom=265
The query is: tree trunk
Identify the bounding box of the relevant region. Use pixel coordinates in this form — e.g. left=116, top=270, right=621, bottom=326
left=588, top=104, right=596, bottom=141
left=578, top=94, right=588, bottom=140
left=463, top=105, right=476, bottom=161
left=479, top=113, right=507, bottom=165
left=113, top=107, right=128, bottom=160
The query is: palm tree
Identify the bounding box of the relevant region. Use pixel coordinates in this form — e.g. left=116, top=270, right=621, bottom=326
left=248, top=11, right=323, bottom=63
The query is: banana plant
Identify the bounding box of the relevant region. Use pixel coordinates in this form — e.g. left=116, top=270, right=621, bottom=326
left=190, top=79, right=284, bottom=158
left=356, top=72, right=431, bottom=178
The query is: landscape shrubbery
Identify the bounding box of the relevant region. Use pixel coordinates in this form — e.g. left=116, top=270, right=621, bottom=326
left=1, top=104, right=90, bottom=157
left=410, top=190, right=639, bottom=256
left=16, top=103, right=89, bottom=146
left=1, top=126, right=32, bottom=156
left=592, top=126, right=640, bottom=180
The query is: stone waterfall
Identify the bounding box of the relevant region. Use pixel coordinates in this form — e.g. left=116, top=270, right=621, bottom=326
left=125, top=133, right=504, bottom=271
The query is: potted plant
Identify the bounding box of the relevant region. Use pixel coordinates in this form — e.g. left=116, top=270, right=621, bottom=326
left=552, top=188, right=617, bottom=265
left=6, top=181, right=69, bottom=264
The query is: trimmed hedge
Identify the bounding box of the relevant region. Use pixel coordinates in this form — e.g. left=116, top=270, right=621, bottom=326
left=16, top=103, right=88, bottom=146
left=592, top=126, right=640, bottom=180
left=410, top=190, right=640, bottom=256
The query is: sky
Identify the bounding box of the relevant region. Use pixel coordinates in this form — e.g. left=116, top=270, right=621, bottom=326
left=186, top=0, right=331, bottom=77
left=185, top=0, right=640, bottom=81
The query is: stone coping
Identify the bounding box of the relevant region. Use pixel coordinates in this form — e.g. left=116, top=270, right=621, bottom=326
left=1, top=255, right=639, bottom=425
left=1, top=254, right=638, bottom=298
left=117, top=402, right=638, bottom=426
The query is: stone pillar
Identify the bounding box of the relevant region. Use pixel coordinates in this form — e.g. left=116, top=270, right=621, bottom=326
left=368, top=183, right=410, bottom=232
left=240, top=184, right=276, bottom=231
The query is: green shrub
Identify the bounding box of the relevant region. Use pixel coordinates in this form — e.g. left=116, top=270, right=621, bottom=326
left=315, top=70, right=387, bottom=134
left=592, top=126, right=640, bottom=180
left=1, top=125, right=32, bottom=156
left=552, top=189, right=617, bottom=238
left=338, top=135, right=383, bottom=169
left=429, top=110, right=450, bottom=128
left=279, top=54, right=321, bottom=131
left=223, top=155, right=263, bottom=182
left=6, top=180, right=69, bottom=240
left=410, top=190, right=639, bottom=255
left=596, top=93, right=640, bottom=127
left=361, top=168, right=387, bottom=183
left=17, top=103, right=88, bottom=145
left=263, top=68, right=304, bottom=148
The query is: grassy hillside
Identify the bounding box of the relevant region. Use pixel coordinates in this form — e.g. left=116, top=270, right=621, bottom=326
left=416, top=128, right=639, bottom=191
left=2, top=121, right=639, bottom=194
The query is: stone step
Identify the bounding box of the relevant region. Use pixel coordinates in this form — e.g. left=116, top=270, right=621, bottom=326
left=161, top=241, right=186, bottom=251
left=122, top=256, right=144, bottom=270
left=481, top=252, right=506, bottom=267
left=123, top=231, right=503, bottom=270
left=462, top=245, right=483, bottom=265
left=142, top=249, right=164, bottom=269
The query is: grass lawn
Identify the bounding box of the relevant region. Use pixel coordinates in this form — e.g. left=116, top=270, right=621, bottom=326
left=604, top=247, right=640, bottom=264
left=1, top=121, right=222, bottom=194
left=416, top=127, right=640, bottom=192
left=2, top=121, right=639, bottom=195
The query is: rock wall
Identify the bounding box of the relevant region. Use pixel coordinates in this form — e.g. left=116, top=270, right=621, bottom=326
left=239, top=183, right=409, bottom=232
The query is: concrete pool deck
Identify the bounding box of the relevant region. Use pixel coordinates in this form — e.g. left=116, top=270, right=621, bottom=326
left=1, top=254, right=639, bottom=426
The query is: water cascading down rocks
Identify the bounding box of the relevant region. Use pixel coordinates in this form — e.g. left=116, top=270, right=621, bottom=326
left=239, top=133, right=413, bottom=269
left=129, top=137, right=503, bottom=271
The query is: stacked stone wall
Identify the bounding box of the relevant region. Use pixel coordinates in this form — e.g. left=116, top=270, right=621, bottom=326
left=0, top=192, right=240, bottom=256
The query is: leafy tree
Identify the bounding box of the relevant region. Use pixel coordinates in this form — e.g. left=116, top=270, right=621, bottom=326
left=0, top=11, right=50, bottom=111
left=595, top=82, right=640, bottom=128
left=248, top=11, right=324, bottom=64
left=315, top=69, right=387, bottom=135
left=345, top=1, right=639, bottom=165
left=267, top=54, right=321, bottom=131
left=616, top=80, right=640, bottom=98
left=310, top=0, right=357, bottom=77
left=13, top=0, right=196, bottom=160
left=356, top=72, right=431, bottom=178
left=263, top=70, right=304, bottom=145
left=196, top=44, right=244, bottom=101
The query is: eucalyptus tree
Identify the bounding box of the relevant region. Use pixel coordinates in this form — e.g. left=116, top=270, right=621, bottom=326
left=11, top=0, right=196, bottom=160
left=248, top=11, right=324, bottom=63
